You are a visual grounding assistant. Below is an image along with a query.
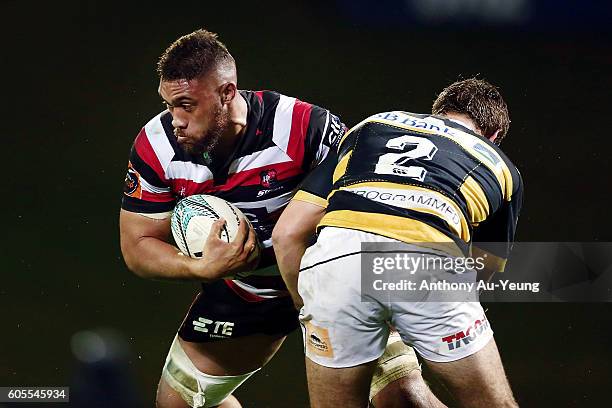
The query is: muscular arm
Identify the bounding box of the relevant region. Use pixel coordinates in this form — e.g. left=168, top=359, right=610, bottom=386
left=273, top=135, right=338, bottom=307
left=120, top=209, right=257, bottom=282
left=119, top=209, right=199, bottom=280
left=272, top=200, right=326, bottom=309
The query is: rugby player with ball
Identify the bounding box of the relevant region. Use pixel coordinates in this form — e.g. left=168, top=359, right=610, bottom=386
left=120, top=29, right=443, bottom=408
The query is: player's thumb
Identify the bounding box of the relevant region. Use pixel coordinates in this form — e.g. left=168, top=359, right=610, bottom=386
left=209, top=218, right=227, bottom=239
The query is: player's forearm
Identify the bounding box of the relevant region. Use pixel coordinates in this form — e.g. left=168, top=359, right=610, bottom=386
left=274, top=237, right=308, bottom=309
left=122, top=237, right=203, bottom=281
left=273, top=200, right=325, bottom=307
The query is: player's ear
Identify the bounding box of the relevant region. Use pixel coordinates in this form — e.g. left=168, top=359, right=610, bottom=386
left=220, top=82, right=237, bottom=105
left=488, top=129, right=501, bottom=144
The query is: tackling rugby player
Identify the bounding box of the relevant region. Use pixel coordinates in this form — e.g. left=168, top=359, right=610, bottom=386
left=274, top=78, right=523, bottom=407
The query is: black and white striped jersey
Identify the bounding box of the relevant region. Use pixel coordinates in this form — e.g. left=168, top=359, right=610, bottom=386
left=122, top=90, right=345, bottom=299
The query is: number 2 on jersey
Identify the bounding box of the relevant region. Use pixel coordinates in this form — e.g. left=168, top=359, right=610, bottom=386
left=374, top=135, right=438, bottom=181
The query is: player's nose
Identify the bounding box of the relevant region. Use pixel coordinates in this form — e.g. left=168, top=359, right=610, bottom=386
left=172, top=115, right=187, bottom=129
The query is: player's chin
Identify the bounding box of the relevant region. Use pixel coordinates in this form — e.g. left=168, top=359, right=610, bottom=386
left=179, top=141, right=206, bottom=155
left=181, top=134, right=218, bottom=155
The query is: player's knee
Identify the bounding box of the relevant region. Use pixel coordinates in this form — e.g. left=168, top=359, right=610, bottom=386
left=372, top=370, right=429, bottom=408
left=370, top=333, right=421, bottom=403
left=155, top=392, right=176, bottom=408
left=398, top=369, right=428, bottom=399
left=216, top=394, right=241, bottom=408
left=156, top=379, right=190, bottom=408
left=160, top=336, right=256, bottom=408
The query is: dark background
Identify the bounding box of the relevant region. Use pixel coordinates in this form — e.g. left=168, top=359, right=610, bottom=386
left=2, top=0, right=611, bottom=406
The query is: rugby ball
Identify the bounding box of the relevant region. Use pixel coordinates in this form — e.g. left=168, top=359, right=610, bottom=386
left=171, top=195, right=259, bottom=262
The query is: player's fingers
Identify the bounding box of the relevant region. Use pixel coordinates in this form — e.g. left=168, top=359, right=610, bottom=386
left=232, top=217, right=248, bottom=246
left=244, top=223, right=257, bottom=254
left=208, top=218, right=227, bottom=241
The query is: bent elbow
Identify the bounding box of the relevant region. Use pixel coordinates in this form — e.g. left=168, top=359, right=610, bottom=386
left=120, top=247, right=149, bottom=279
left=272, top=224, right=302, bottom=251
left=271, top=226, right=288, bottom=249
left=122, top=253, right=138, bottom=276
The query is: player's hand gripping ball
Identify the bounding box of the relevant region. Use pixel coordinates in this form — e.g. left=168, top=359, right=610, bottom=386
left=171, top=195, right=260, bottom=275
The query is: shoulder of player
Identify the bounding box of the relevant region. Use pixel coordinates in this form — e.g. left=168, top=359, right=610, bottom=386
left=246, top=90, right=337, bottom=137
left=498, top=150, right=523, bottom=195
left=240, top=89, right=281, bottom=110
left=463, top=129, right=521, bottom=187
left=132, top=110, right=181, bottom=175
left=344, top=111, right=523, bottom=191
left=247, top=89, right=333, bottom=115
left=441, top=118, right=524, bottom=196
left=346, top=111, right=423, bottom=132
left=470, top=134, right=523, bottom=198
left=135, top=110, right=175, bottom=143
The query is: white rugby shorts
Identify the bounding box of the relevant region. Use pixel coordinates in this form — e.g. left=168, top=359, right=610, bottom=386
left=298, top=227, right=493, bottom=367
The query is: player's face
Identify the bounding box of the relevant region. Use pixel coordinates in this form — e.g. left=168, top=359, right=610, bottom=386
left=159, top=77, right=229, bottom=155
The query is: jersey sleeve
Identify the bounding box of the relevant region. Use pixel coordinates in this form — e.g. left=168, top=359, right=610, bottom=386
left=303, top=105, right=346, bottom=168
left=293, top=145, right=339, bottom=208
left=121, top=128, right=176, bottom=214
left=291, top=103, right=345, bottom=208
left=472, top=169, right=524, bottom=269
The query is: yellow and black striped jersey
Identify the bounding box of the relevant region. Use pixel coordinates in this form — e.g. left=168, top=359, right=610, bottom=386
left=294, top=111, right=523, bottom=263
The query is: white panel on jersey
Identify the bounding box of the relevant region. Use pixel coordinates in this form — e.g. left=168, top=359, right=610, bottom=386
left=272, top=95, right=296, bottom=154
left=140, top=177, right=171, bottom=194
left=228, top=146, right=292, bottom=174
left=232, top=190, right=294, bottom=213
left=231, top=280, right=286, bottom=298
left=144, top=112, right=175, bottom=171
left=315, top=111, right=331, bottom=164
left=316, top=145, right=330, bottom=166
left=166, top=161, right=214, bottom=183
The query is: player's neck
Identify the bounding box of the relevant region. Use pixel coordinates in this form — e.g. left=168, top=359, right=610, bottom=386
left=443, top=112, right=500, bottom=144
left=443, top=112, right=481, bottom=136
left=215, top=93, right=248, bottom=159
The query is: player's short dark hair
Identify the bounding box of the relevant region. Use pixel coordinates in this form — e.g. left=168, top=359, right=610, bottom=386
left=157, top=29, right=234, bottom=81
left=432, top=78, right=510, bottom=144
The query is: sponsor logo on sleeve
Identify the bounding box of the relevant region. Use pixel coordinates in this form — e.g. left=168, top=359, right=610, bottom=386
left=326, top=114, right=344, bottom=147
left=124, top=161, right=142, bottom=199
